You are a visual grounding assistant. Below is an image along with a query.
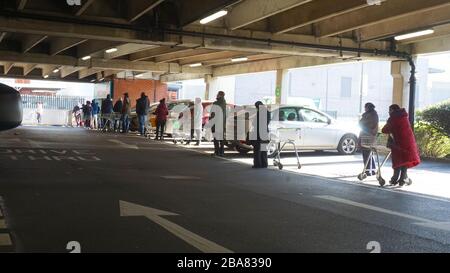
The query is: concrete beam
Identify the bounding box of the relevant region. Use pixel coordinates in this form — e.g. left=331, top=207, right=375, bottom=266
left=22, top=34, right=47, bottom=53
left=203, top=53, right=283, bottom=67
left=75, top=0, right=96, bottom=16
left=77, top=40, right=120, bottom=58
left=410, top=35, right=450, bottom=55
left=359, top=5, right=450, bottom=41
left=227, top=0, right=311, bottom=30
left=23, top=63, right=37, bottom=76
left=212, top=55, right=350, bottom=77
left=0, top=50, right=212, bottom=75
left=61, top=66, right=84, bottom=78
left=104, top=44, right=159, bottom=59
left=160, top=73, right=206, bottom=83
left=315, top=0, right=450, bottom=37
left=128, top=0, right=165, bottom=22
left=269, top=0, right=374, bottom=34
left=0, top=16, right=175, bottom=46
left=154, top=49, right=216, bottom=63
left=0, top=32, right=6, bottom=43
left=79, top=68, right=101, bottom=79
left=178, top=51, right=249, bottom=66
left=40, top=65, right=58, bottom=77
left=50, top=37, right=88, bottom=56
left=3, top=62, right=14, bottom=75
left=129, top=47, right=192, bottom=62
left=181, top=25, right=391, bottom=54
left=17, top=0, right=27, bottom=10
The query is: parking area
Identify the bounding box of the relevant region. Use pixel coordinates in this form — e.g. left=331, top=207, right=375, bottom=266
left=1, top=125, right=450, bottom=253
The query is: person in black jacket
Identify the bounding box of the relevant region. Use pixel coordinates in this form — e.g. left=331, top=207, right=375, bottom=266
left=251, top=101, right=270, bottom=168
left=136, top=92, right=150, bottom=136
left=113, top=97, right=123, bottom=132
left=101, top=94, right=113, bottom=130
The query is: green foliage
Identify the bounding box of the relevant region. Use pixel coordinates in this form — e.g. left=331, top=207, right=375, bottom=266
left=414, top=121, right=450, bottom=158
left=417, top=100, right=450, bottom=137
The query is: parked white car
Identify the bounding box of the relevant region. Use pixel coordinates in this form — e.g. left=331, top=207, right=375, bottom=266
left=231, top=105, right=360, bottom=156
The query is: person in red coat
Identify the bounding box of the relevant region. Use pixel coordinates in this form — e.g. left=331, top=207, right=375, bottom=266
left=382, top=104, right=421, bottom=186
left=154, top=98, right=169, bottom=140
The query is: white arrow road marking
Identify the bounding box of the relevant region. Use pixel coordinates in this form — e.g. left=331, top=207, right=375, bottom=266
left=119, top=201, right=233, bottom=253
left=108, top=140, right=139, bottom=150
left=316, top=195, right=450, bottom=232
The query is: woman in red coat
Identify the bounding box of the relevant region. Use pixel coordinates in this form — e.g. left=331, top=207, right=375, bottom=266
left=382, top=104, right=421, bottom=186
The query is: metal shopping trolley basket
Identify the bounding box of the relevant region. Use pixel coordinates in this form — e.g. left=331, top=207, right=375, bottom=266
left=358, top=134, right=396, bottom=187
left=272, top=127, right=302, bottom=170
left=171, top=119, right=190, bottom=144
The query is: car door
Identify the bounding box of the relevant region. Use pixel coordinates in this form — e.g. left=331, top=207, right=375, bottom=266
left=298, top=108, right=337, bottom=148
left=269, top=107, right=304, bottom=146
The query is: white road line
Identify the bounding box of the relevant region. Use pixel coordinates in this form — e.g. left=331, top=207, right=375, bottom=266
left=316, top=195, right=450, bottom=232
left=0, top=234, right=12, bottom=246
left=0, top=219, right=6, bottom=229
left=316, top=195, right=429, bottom=223
left=108, top=139, right=139, bottom=150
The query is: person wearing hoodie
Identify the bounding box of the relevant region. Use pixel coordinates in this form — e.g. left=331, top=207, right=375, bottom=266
left=358, top=102, right=379, bottom=176
left=186, top=97, right=204, bottom=146
left=251, top=101, right=271, bottom=168
left=382, top=104, right=421, bottom=186
left=136, top=92, right=150, bottom=136
left=91, top=99, right=100, bottom=130
left=113, top=97, right=123, bottom=132
left=209, top=91, right=227, bottom=157
left=155, top=98, right=169, bottom=140
left=121, top=93, right=131, bottom=133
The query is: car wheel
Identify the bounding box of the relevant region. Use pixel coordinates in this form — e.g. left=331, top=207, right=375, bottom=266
left=267, top=141, right=278, bottom=158
left=338, top=134, right=357, bottom=155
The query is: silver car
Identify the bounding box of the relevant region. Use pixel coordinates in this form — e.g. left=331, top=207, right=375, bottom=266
left=232, top=105, right=359, bottom=156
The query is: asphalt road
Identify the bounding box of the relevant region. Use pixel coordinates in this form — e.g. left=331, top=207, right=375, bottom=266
left=1, top=126, right=450, bottom=253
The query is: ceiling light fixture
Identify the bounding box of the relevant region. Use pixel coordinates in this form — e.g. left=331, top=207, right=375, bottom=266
left=82, top=56, right=91, bottom=61
left=53, top=69, right=60, bottom=73
left=105, top=48, right=118, bottom=54
left=394, top=29, right=434, bottom=41
left=189, top=63, right=202, bottom=67
left=43, top=75, right=49, bottom=79
left=231, top=57, right=248, bottom=62
left=200, top=10, right=228, bottom=24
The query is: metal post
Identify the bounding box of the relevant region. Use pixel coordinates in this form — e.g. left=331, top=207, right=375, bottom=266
left=407, top=56, right=416, bottom=129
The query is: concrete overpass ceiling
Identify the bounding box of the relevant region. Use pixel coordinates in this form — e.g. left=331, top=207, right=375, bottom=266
left=0, top=0, right=448, bottom=82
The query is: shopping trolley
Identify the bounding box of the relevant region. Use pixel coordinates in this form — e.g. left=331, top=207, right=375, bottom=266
left=171, top=119, right=190, bottom=144
left=101, top=113, right=121, bottom=133
left=358, top=134, right=399, bottom=187
left=272, top=127, right=302, bottom=170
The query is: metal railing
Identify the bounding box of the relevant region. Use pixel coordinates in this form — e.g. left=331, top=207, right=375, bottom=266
left=21, top=94, right=87, bottom=110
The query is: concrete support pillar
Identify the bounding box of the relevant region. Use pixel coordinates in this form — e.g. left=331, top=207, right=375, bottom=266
left=204, top=74, right=212, bottom=101
left=275, top=69, right=289, bottom=104
left=391, top=60, right=410, bottom=108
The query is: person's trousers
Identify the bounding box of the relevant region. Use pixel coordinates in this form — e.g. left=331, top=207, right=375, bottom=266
left=122, top=114, right=130, bottom=133
left=392, top=166, right=408, bottom=182
left=138, top=114, right=147, bottom=135
left=362, top=148, right=376, bottom=176
left=213, top=139, right=225, bottom=156
left=156, top=120, right=166, bottom=139
left=253, top=142, right=268, bottom=168
left=92, top=114, right=98, bottom=129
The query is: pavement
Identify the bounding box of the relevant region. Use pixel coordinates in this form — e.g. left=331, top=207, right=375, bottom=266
left=0, top=126, right=450, bottom=253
